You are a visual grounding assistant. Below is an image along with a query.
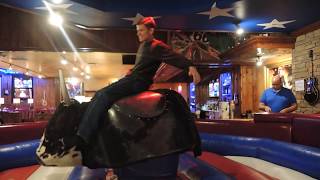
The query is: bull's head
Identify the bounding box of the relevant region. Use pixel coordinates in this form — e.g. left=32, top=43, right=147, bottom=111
left=36, top=70, right=88, bottom=166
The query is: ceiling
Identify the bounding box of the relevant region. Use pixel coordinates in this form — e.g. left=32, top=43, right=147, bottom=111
left=1, top=0, right=319, bottom=32
left=0, top=51, right=133, bottom=80
left=0, top=0, right=318, bottom=82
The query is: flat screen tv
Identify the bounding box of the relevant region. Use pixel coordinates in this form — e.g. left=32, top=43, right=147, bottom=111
left=209, top=81, right=219, bottom=97
left=13, top=76, right=33, bottom=99
left=14, top=76, right=33, bottom=88
left=14, top=88, right=33, bottom=99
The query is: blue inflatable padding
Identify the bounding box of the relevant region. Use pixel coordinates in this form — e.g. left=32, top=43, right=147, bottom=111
left=200, top=133, right=320, bottom=179
left=178, top=153, right=233, bottom=180
left=68, top=166, right=106, bottom=180
left=0, top=139, right=40, bottom=171
left=116, top=153, right=179, bottom=179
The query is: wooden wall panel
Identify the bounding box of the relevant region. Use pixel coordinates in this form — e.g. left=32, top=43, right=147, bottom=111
left=240, top=66, right=254, bottom=113
left=255, top=66, right=267, bottom=112
left=196, top=84, right=209, bottom=105
left=240, top=66, right=266, bottom=113
left=33, top=77, right=60, bottom=109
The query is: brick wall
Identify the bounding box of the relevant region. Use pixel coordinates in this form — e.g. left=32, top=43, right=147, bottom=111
left=292, top=28, right=320, bottom=113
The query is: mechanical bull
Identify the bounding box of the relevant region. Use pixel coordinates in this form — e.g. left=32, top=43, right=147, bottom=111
left=36, top=71, right=201, bottom=168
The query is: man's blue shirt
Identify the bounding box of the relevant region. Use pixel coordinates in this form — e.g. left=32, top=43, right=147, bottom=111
left=260, top=87, right=297, bottom=112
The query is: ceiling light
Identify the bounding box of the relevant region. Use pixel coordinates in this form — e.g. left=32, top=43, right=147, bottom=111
left=61, top=59, right=68, bottom=65
left=73, top=67, right=78, bottom=71
left=49, top=13, right=63, bottom=27
left=51, top=0, right=63, bottom=4
left=62, top=51, right=66, bottom=54
left=236, top=27, right=244, bottom=35
left=85, top=75, right=91, bottom=79
left=25, top=71, right=30, bottom=75
left=9, top=64, right=12, bottom=70
left=85, top=66, right=91, bottom=73
left=80, top=72, right=85, bottom=76
left=257, top=48, right=262, bottom=55
left=38, top=75, right=43, bottom=79
left=256, top=56, right=263, bottom=66
left=69, top=77, right=79, bottom=86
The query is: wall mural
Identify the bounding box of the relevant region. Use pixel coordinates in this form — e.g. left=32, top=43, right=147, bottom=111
left=153, top=31, right=238, bottom=82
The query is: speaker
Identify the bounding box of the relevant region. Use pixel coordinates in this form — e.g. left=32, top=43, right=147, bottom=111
left=122, top=55, right=136, bottom=65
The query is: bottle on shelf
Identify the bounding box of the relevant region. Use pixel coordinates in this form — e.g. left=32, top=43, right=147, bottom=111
left=230, top=100, right=235, bottom=119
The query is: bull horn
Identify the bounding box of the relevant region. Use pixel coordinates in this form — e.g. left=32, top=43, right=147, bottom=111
left=58, top=69, right=71, bottom=105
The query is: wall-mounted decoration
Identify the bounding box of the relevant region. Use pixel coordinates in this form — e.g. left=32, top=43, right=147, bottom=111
left=65, top=78, right=83, bottom=98
left=304, top=50, right=319, bottom=105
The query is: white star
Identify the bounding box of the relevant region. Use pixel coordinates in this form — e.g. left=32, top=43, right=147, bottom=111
left=35, top=1, right=78, bottom=15
left=122, top=13, right=161, bottom=25
left=197, top=2, right=234, bottom=19
left=257, top=19, right=296, bottom=30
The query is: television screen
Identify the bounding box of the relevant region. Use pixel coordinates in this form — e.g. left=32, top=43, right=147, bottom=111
left=209, top=81, right=219, bottom=97
left=14, top=77, right=32, bottom=88
left=14, top=88, right=32, bottom=99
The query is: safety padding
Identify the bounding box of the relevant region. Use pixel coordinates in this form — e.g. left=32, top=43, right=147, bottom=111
left=0, top=165, right=40, bottom=179
left=116, top=153, right=179, bottom=179
left=292, top=114, right=320, bottom=148
left=0, top=121, right=47, bottom=145
left=198, top=152, right=274, bottom=180
left=178, top=153, right=232, bottom=180
left=254, top=113, right=293, bottom=123
left=0, top=139, right=39, bottom=171
left=201, top=133, right=320, bottom=179
left=68, top=166, right=106, bottom=180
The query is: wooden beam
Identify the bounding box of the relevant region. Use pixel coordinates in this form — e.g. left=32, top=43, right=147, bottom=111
left=220, top=36, right=295, bottom=66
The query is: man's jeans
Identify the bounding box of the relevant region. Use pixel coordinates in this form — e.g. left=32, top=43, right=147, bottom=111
left=77, top=75, right=150, bottom=143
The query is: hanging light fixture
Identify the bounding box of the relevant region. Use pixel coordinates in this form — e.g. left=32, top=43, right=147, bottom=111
left=236, top=26, right=244, bottom=35
left=256, top=56, right=263, bottom=66
left=256, top=47, right=264, bottom=66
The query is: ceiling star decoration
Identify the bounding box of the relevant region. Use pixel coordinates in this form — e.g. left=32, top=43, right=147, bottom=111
left=35, top=1, right=78, bottom=15
left=257, top=19, right=296, bottom=30
left=122, top=13, right=161, bottom=25
left=197, top=2, right=235, bottom=19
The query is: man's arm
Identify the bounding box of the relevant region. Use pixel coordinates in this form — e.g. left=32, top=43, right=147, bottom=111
left=259, top=91, right=271, bottom=112
left=188, top=66, right=201, bottom=84
left=155, top=43, right=193, bottom=69
left=155, top=42, right=201, bottom=84
left=280, top=90, right=297, bottom=113
left=280, top=103, right=297, bottom=113
left=259, top=102, right=271, bottom=112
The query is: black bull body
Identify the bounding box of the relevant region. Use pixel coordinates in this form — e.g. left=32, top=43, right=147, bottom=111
left=36, top=89, right=201, bottom=168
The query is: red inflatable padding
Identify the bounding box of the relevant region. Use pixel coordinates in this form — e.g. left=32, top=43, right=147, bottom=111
left=292, top=114, right=320, bottom=148
left=0, top=165, right=40, bottom=179
left=198, top=152, right=276, bottom=180
left=0, top=121, right=47, bottom=145
left=254, top=113, right=293, bottom=123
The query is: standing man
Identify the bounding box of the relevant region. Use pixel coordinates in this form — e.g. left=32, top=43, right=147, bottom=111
left=259, top=75, right=297, bottom=113
left=77, top=17, right=201, bottom=144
